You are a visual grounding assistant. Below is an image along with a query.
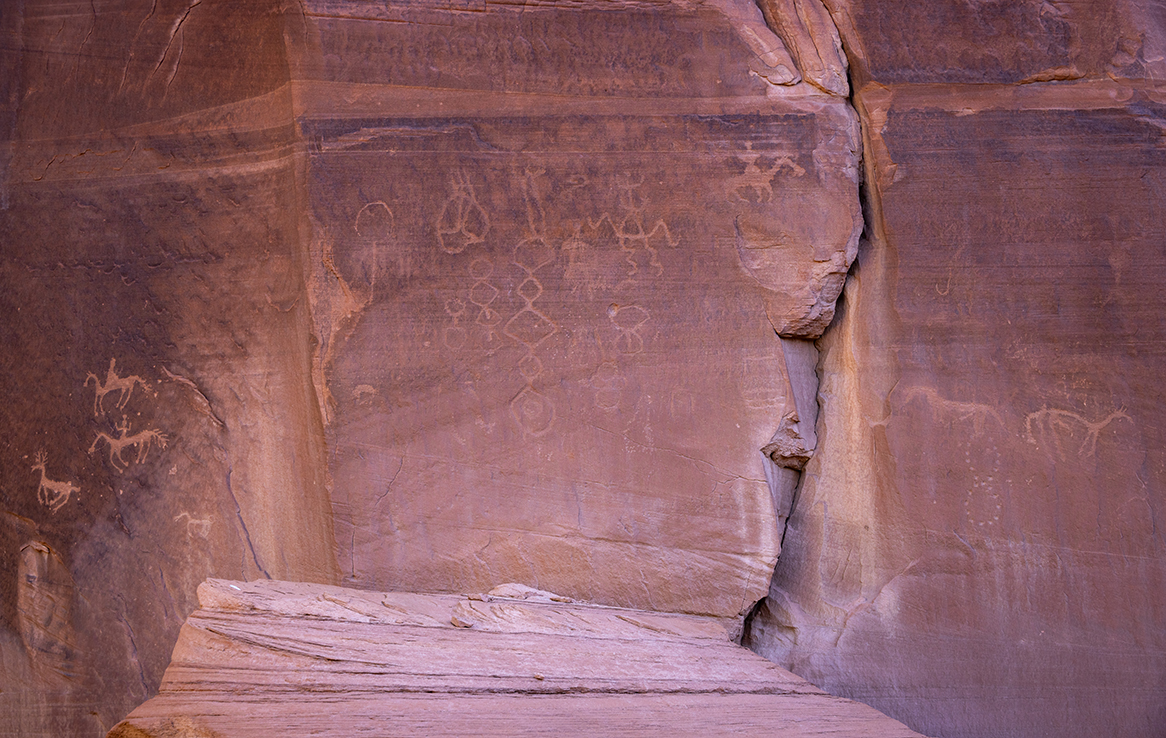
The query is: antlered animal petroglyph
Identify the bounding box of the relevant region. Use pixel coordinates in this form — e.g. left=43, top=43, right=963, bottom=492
left=1024, top=407, right=1131, bottom=459
left=31, top=450, right=80, bottom=513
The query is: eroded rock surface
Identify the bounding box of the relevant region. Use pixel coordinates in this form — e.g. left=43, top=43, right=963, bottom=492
left=296, top=0, right=860, bottom=619
left=108, top=579, right=925, bottom=738
left=746, top=2, right=1166, bottom=737
left=1, top=0, right=860, bottom=733
left=0, top=1, right=336, bottom=733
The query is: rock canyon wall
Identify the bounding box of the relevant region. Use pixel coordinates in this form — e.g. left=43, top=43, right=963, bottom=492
left=745, top=1, right=1166, bottom=737
left=0, top=0, right=1161, bottom=736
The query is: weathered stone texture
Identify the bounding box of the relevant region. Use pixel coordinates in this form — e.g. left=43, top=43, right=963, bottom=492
left=108, top=579, right=926, bottom=738
left=746, top=2, right=1166, bottom=737
left=0, top=2, right=336, bottom=733
left=297, top=0, right=860, bottom=618
left=1, top=0, right=862, bottom=733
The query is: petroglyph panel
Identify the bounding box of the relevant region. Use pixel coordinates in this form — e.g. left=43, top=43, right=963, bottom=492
left=302, top=0, right=860, bottom=617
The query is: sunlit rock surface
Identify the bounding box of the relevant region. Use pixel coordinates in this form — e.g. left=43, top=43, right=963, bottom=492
left=108, top=579, right=924, bottom=738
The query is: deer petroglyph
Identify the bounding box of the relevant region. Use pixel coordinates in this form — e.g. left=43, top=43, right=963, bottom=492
left=31, top=451, right=80, bottom=513
left=1024, top=407, right=1131, bottom=458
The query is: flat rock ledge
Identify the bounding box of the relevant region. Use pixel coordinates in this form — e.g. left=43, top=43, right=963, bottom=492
left=109, top=579, right=925, bottom=737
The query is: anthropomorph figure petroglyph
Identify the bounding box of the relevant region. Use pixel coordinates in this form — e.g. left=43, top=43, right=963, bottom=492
left=89, top=416, right=168, bottom=471
left=85, top=358, right=149, bottom=417
left=31, top=450, right=80, bottom=513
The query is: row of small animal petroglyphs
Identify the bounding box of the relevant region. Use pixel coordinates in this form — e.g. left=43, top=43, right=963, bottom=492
left=31, top=358, right=171, bottom=514
left=899, top=387, right=1132, bottom=460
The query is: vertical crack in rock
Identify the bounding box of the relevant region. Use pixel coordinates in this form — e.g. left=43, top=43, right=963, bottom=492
left=746, top=0, right=869, bottom=641
left=225, top=466, right=272, bottom=581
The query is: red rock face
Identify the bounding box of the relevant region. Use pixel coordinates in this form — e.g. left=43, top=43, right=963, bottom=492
left=4, top=0, right=1161, bottom=735
left=0, top=2, right=336, bottom=732
left=746, top=2, right=1166, bottom=737
left=0, top=0, right=860, bottom=732
left=295, top=0, right=860, bottom=618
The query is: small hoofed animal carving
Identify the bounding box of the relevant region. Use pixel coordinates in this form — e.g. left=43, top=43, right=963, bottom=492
left=31, top=450, right=80, bottom=513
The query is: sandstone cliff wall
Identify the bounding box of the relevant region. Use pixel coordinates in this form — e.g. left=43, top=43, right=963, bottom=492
left=746, top=2, right=1166, bottom=736
left=0, top=2, right=337, bottom=732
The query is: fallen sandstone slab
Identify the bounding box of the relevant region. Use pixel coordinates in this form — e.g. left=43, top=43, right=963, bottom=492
left=109, top=579, right=926, bottom=737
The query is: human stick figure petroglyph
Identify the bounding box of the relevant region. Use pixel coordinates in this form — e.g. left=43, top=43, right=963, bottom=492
left=88, top=416, right=168, bottom=472
left=31, top=450, right=80, bottom=513
left=85, top=358, right=149, bottom=417
left=586, top=177, right=675, bottom=283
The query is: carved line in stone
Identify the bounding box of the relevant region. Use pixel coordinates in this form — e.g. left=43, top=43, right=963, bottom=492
left=89, top=415, right=169, bottom=472
left=608, top=303, right=650, bottom=355
left=589, top=360, right=626, bottom=412
left=587, top=177, right=674, bottom=285
left=504, top=170, right=559, bottom=436
left=85, top=358, right=149, bottom=417
left=1024, top=407, right=1131, bottom=459
left=898, top=387, right=1005, bottom=437
left=444, top=296, right=468, bottom=350
left=174, top=512, right=212, bottom=539
left=31, top=450, right=80, bottom=514
left=436, top=170, right=490, bottom=255
left=469, top=257, right=503, bottom=339
left=726, top=143, right=806, bottom=203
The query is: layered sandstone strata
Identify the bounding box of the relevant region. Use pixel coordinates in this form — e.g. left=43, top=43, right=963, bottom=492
left=108, top=579, right=925, bottom=737
left=0, top=0, right=859, bottom=732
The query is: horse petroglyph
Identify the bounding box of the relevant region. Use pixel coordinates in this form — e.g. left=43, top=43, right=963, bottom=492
left=726, top=143, right=805, bottom=203
left=1024, top=407, right=1131, bottom=458
left=31, top=451, right=80, bottom=513
left=85, top=358, right=149, bottom=417
left=174, top=512, right=212, bottom=539
left=89, top=416, right=168, bottom=472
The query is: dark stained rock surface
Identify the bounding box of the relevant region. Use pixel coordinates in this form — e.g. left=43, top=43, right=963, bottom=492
left=745, top=2, right=1166, bottom=737
left=108, top=579, right=926, bottom=738
left=3, top=0, right=1162, bottom=735
left=0, top=2, right=336, bottom=733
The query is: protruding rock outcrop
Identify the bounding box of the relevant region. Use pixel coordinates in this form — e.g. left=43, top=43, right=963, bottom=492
left=108, top=579, right=926, bottom=738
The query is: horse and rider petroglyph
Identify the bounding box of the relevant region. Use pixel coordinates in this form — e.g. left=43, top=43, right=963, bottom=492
left=85, top=358, right=149, bottom=417
left=89, top=416, right=168, bottom=472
